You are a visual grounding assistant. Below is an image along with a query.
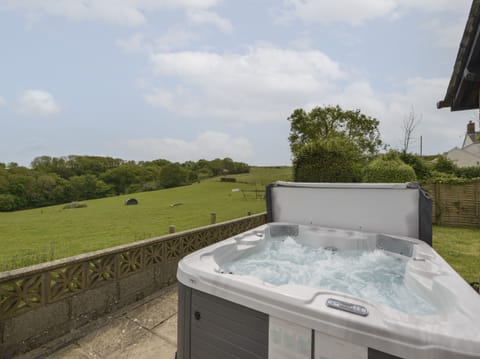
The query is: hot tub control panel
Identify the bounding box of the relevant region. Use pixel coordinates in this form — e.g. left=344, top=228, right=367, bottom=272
left=326, top=298, right=369, bottom=317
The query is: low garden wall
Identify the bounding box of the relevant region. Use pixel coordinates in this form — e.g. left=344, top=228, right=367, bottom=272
left=0, top=213, right=267, bottom=358
left=423, top=183, right=480, bottom=228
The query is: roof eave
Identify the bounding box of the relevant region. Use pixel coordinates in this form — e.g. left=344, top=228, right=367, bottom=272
left=438, top=0, right=480, bottom=111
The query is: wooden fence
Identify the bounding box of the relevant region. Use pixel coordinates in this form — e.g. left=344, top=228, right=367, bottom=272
left=423, top=183, right=480, bottom=227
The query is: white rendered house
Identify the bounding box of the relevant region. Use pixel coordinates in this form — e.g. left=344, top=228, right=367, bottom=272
left=446, top=121, right=480, bottom=167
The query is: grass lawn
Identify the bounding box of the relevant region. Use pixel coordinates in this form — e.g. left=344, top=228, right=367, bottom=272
left=0, top=167, right=292, bottom=269
left=231, top=166, right=293, bottom=185
left=433, top=225, right=480, bottom=284
left=1, top=165, right=478, bottom=285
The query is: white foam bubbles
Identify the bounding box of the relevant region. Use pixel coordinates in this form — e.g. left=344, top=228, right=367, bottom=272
left=222, top=237, right=437, bottom=315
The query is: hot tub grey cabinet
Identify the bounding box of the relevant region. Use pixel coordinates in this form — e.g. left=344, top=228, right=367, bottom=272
left=177, top=283, right=399, bottom=359
left=177, top=284, right=402, bottom=359
left=177, top=283, right=268, bottom=359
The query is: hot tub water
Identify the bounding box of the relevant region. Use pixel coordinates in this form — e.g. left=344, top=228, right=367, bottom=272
left=222, top=236, right=437, bottom=315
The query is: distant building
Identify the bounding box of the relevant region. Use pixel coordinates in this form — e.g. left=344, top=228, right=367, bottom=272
left=446, top=121, right=480, bottom=167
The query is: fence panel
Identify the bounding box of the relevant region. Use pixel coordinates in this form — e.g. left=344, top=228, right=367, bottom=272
left=423, top=183, right=480, bottom=228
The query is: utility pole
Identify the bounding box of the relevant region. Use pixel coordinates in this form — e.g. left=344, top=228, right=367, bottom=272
left=420, top=135, right=423, bottom=156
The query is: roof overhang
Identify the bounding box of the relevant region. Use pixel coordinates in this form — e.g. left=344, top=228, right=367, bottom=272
left=438, top=0, right=480, bottom=111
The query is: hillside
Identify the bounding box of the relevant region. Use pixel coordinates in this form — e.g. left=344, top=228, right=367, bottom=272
left=0, top=167, right=292, bottom=270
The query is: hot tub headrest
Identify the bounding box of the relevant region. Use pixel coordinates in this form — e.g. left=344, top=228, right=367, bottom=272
left=265, top=182, right=432, bottom=246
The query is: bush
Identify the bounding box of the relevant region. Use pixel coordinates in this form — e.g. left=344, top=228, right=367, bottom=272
left=455, top=166, right=480, bottom=179
left=293, top=137, right=363, bottom=183
left=363, top=154, right=416, bottom=183
left=424, top=171, right=480, bottom=184
left=398, top=152, right=431, bottom=180
left=433, top=156, right=458, bottom=174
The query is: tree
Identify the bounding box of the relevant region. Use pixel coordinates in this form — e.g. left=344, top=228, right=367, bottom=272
left=0, top=194, right=18, bottom=211
left=288, top=105, right=383, bottom=157
left=70, top=174, right=98, bottom=200
left=101, top=165, right=139, bottom=194
left=402, top=107, right=421, bottom=153
left=159, top=163, right=188, bottom=188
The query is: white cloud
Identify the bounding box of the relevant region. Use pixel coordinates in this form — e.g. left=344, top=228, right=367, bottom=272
left=426, top=20, right=465, bottom=49
left=2, top=0, right=223, bottom=26
left=281, top=0, right=471, bottom=26
left=281, top=0, right=397, bottom=26
left=322, top=81, right=387, bottom=117
left=147, top=45, right=345, bottom=123
left=382, top=77, right=470, bottom=153
left=399, top=0, right=471, bottom=12
left=186, top=9, right=232, bottom=32
left=323, top=77, right=469, bottom=154
left=117, top=33, right=150, bottom=53
left=0, top=96, right=6, bottom=107
left=144, top=43, right=469, bottom=154
left=17, top=90, right=60, bottom=116
left=117, top=131, right=253, bottom=162
left=117, top=28, right=195, bottom=53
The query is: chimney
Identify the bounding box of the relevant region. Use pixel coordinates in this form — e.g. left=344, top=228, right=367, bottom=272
left=467, top=120, right=475, bottom=134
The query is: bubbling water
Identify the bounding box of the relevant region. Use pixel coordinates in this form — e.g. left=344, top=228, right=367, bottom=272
left=222, top=237, right=437, bottom=315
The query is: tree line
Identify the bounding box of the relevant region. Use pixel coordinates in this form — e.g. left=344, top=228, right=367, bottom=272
left=0, top=156, right=249, bottom=211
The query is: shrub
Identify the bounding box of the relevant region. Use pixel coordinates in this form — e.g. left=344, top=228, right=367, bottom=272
left=424, top=171, right=480, bottom=184
left=363, top=154, right=416, bottom=183
left=433, top=156, right=458, bottom=174
left=398, top=152, right=431, bottom=180
left=455, top=166, right=480, bottom=179
left=293, top=137, right=363, bottom=183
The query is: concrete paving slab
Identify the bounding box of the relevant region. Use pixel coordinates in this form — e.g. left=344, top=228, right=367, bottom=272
left=77, top=316, right=151, bottom=358
left=152, top=314, right=177, bottom=346
left=46, top=344, right=94, bottom=359
left=106, top=332, right=176, bottom=359
left=126, top=285, right=178, bottom=330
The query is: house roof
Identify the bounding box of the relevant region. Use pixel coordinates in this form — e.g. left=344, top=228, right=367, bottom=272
left=437, top=0, right=480, bottom=111
left=466, top=132, right=480, bottom=143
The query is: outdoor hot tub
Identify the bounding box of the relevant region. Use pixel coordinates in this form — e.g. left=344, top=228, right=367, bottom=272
left=177, top=182, right=480, bottom=359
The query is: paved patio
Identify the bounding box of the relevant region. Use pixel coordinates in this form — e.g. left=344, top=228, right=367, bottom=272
left=17, top=285, right=179, bottom=359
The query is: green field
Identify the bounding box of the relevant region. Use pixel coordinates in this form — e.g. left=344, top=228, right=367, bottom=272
left=1, top=165, right=478, bottom=287
left=0, top=167, right=292, bottom=269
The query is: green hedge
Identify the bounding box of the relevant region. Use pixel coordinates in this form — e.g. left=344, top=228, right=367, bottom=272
left=398, top=152, right=431, bottom=180
left=363, top=155, right=416, bottom=183
left=293, top=138, right=363, bottom=183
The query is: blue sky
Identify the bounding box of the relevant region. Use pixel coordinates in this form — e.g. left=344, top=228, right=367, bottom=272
left=0, top=0, right=475, bottom=166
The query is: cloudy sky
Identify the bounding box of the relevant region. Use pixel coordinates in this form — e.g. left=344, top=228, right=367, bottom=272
left=0, top=0, right=476, bottom=166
